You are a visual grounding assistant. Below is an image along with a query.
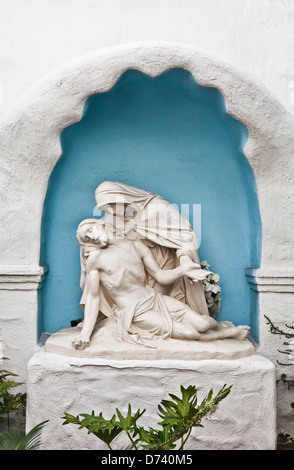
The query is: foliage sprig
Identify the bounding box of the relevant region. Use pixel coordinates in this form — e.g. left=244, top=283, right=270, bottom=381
left=62, top=384, right=232, bottom=450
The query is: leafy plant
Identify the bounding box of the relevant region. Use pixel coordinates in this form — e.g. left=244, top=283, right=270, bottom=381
left=0, top=358, right=26, bottom=429
left=264, top=315, right=294, bottom=396
left=277, top=432, right=294, bottom=450
left=0, top=357, right=48, bottom=450
left=265, top=315, right=294, bottom=448
left=201, top=260, right=221, bottom=317
left=0, top=421, right=48, bottom=450
left=62, top=384, right=232, bottom=450
left=264, top=315, right=294, bottom=366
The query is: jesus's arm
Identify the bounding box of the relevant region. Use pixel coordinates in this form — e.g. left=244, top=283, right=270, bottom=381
left=72, top=253, right=101, bottom=350
left=136, top=241, right=209, bottom=285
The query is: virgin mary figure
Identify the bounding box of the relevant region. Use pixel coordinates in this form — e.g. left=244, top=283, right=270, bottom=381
left=92, top=181, right=210, bottom=317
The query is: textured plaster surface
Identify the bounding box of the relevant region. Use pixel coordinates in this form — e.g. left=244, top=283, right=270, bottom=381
left=26, top=348, right=276, bottom=450
left=0, top=1, right=294, bottom=120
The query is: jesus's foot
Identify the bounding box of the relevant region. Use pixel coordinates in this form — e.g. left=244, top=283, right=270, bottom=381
left=72, top=334, right=91, bottom=350
left=230, top=325, right=250, bottom=341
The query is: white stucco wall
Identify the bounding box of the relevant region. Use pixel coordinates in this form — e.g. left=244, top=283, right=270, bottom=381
left=0, top=0, right=294, bottom=121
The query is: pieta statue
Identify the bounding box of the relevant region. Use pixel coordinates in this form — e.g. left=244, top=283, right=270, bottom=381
left=71, top=181, right=251, bottom=352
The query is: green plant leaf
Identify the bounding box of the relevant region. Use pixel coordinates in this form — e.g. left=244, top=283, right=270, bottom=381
left=17, top=420, right=49, bottom=450
left=0, top=428, right=26, bottom=450
left=79, top=412, right=122, bottom=445
left=115, top=404, right=145, bottom=433
left=0, top=421, right=48, bottom=450
left=62, top=384, right=232, bottom=450
left=61, top=412, right=81, bottom=425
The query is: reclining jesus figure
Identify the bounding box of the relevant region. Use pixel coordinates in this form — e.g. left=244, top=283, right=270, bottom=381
left=72, top=219, right=250, bottom=350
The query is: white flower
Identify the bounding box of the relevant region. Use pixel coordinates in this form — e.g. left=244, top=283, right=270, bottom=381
left=201, top=260, right=221, bottom=318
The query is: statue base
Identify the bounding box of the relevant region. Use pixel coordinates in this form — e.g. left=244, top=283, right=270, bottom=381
left=44, top=317, right=255, bottom=360
left=26, top=347, right=276, bottom=450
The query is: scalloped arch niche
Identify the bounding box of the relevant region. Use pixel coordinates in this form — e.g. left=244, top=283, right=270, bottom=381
left=1, top=42, right=294, bottom=377
left=40, top=67, right=261, bottom=339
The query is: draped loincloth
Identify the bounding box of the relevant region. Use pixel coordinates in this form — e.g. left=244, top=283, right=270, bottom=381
left=113, top=286, right=188, bottom=348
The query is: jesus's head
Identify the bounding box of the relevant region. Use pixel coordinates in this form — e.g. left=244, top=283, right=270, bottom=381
left=77, top=219, right=109, bottom=249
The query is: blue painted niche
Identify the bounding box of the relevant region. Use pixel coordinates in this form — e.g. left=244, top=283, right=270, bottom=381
left=40, top=68, right=261, bottom=341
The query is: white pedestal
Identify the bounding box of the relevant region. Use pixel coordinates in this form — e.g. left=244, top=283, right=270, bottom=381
left=26, top=348, right=276, bottom=450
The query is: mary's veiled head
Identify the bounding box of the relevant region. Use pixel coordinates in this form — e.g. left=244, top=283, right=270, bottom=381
left=95, top=181, right=155, bottom=215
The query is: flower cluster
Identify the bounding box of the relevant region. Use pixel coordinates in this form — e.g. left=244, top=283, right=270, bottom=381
left=200, top=260, right=221, bottom=318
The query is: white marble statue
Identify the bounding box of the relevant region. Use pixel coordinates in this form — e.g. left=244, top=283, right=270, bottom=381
left=94, top=181, right=210, bottom=317
left=73, top=218, right=250, bottom=350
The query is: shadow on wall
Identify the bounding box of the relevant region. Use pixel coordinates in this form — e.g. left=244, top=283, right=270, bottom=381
left=40, top=68, right=261, bottom=341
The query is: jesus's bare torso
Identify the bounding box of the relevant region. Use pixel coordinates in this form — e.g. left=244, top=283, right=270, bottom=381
left=90, top=239, right=148, bottom=309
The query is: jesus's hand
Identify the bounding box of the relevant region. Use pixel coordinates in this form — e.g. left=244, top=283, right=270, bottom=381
left=183, top=264, right=212, bottom=282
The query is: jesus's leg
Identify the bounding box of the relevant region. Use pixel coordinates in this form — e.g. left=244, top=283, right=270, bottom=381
left=181, top=308, right=251, bottom=340
left=162, top=295, right=250, bottom=341
left=170, top=320, right=201, bottom=341
left=162, top=295, right=219, bottom=333
left=197, top=325, right=250, bottom=341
